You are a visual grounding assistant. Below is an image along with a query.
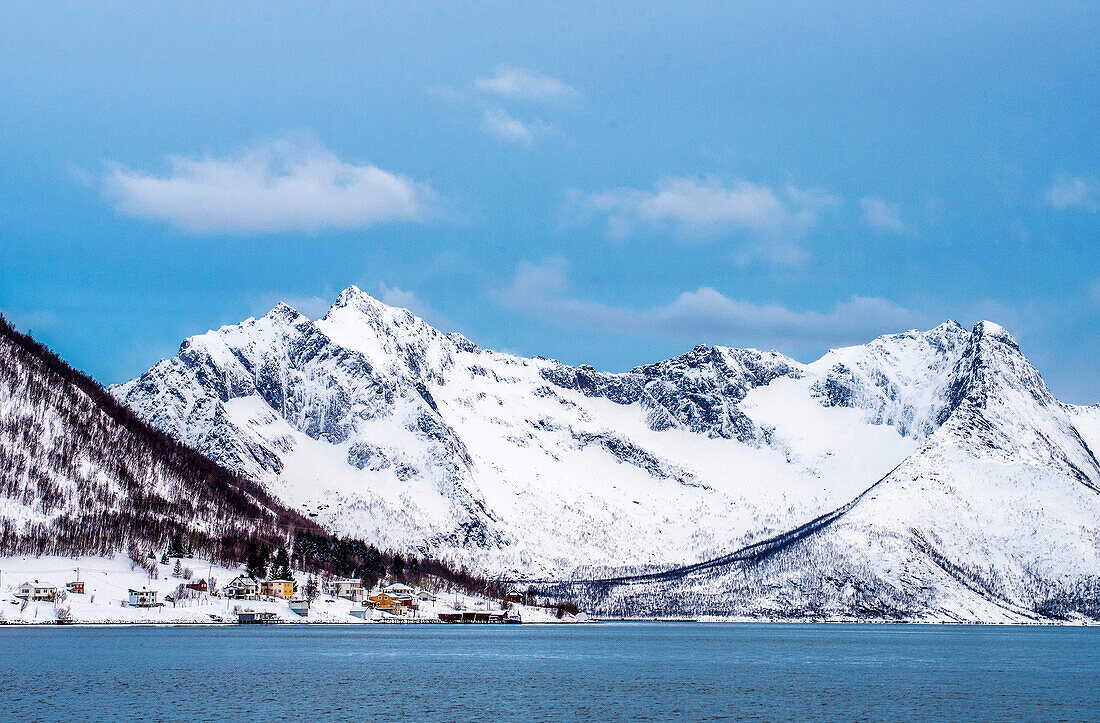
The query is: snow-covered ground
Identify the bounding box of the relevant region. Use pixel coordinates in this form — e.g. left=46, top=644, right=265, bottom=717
left=110, top=288, right=968, bottom=576
left=0, top=555, right=582, bottom=625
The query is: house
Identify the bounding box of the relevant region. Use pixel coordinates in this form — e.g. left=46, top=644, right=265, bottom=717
left=504, top=591, right=524, bottom=604
left=237, top=611, right=278, bottom=624
left=289, top=598, right=309, bottom=617
left=326, top=578, right=365, bottom=602
left=396, top=594, right=419, bottom=610
left=66, top=581, right=85, bottom=595
left=184, top=579, right=208, bottom=593
left=128, top=588, right=159, bottom=607
left=417, top=590, right=437, bottom=602
left=224, top=576, right=260, bottom=600
left=15, top=581, right=58, bottom=602
left=438, top=610, right=508, bottom=624
left=261, top=580, right=295, bottom=599
left=366, top=592, right=403, bottom=614
left=383, top=583, right=414, bottom=595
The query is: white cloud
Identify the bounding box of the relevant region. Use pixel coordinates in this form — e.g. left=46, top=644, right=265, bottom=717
left=101, top=137, right=439, bottom=234
left=860, top=197, right=911, bottom=234
left=475, top=65, right=579, bottom=103
left=497, top=259, right=930, bottom=352
left=1045, top=175, right=1098, bottom=211
left=481, top=108, right=546, bottom=145
left=377, top=282, right=456, bottom=332
left=578, top=177, right=838, bottom=238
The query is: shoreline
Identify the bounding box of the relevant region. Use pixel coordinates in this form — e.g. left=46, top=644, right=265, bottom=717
left=1, top=618, right=1093, bottom=628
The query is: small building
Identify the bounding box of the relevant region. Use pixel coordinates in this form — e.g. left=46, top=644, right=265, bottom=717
left=504, top=591, right=524, bottom=604
left=326, top=578, right=365, bottom=602
left=417, top=590, right=437, bottom=602
left=15, top=581, right=58, bottom=602
left=438, top=610, right=508, bottom=624
left=128, top=588, right=159, bottom=607
left=184, top=579, right=208, bottom=593
left=237, top=611, right=278, bottom=624
left=289, top=598, right=309, bottom=617
left=366, top=592, right=403, bottom=614
left=396, top=594, right=419, bottom=610
left=66, top=581, right=85, bottom=595
left=383, top=583, right=415, bottom=595
left=224, top=576, right=260, bottom=600
left=261, top=580, right=295, bottom=599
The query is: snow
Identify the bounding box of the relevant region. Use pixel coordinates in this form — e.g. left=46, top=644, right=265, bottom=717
left=0, top=555, right=580, bottom=625
left=106, top=287, right=1100, bottom=621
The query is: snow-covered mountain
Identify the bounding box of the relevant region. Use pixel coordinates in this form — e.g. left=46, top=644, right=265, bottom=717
left=0, top=314, right=319, bottom=562
left=112, top=287, right=1100, bottom=619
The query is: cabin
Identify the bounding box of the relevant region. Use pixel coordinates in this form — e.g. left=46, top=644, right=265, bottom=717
left=438, top=610, right=509, bottom=624
left=383, top=583, right=414, bottom=595
left=15, top=581, right=58, bottom=602
left=184, top=579, right=208, bottom=593
left=128, top=588, right=159, bottom=607
left=366, top=592, right=403, bottom=614
left=237, top=611, right=278, bottom=624
left=261, top=580, right=295, bottom=599
left=326, top=578, right=365, bottom=602
left=65, top=581, right=85, bottom=595
left=224, top=576, right=260, bottom=600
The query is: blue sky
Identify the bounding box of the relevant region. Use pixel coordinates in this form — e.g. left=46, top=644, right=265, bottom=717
left=2, top=2, right=1098, bottom=401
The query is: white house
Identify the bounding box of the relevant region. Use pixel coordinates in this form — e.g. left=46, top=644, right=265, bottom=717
left=128, top=588, right=159, bottom=607
left=326, top=578, right=365, bottom=602
left=383, top=583, right=414, bottom=595
left=223, top=576, right=260, bottom=600
left=15, top=580, right=58, bottom=602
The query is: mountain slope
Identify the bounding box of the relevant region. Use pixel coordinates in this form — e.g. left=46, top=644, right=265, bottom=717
left=111, top=288, right=1100, bottom=619
left=568, top=323, right=1100, bottom=620
left=110, top=288, right=959, bottom=575
left=0, top=314, right=322, bottom=562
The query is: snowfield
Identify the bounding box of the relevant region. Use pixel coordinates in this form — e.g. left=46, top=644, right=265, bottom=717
left=104, top=288, right=1100, bottom=621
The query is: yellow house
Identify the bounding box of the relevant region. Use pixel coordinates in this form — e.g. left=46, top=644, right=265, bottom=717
left=261, top=580, right=295, bottom=599
left=366, top=592, right=402, bottom=613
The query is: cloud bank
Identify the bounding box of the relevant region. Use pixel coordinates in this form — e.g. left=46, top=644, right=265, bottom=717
left=481, top=108, right=545, bottom=145
left=860, top=197, right=911, bottom=234
left=475, top=65, right=580, bottom=104
left=497, top=259, right=930, bottom=352
left=1046, top=175, right=1098, bottom=211
left=102, top=137, right=439, bottom=234
left=578, top=177, right=838, bottom=238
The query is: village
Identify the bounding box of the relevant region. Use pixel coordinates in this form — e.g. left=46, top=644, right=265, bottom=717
left=0, top=554, right=587, bottom=626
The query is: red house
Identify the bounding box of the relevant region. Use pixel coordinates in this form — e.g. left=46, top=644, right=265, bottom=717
left=185, top=579, right=208, bottom=593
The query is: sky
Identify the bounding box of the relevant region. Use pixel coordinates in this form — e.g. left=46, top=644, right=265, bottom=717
left=1, top=2, right=1098, bottom=401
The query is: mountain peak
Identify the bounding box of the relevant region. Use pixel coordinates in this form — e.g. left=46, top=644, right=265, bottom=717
left=972, top=320, right=1017, bottom=348
left=330, top=284, right=385, bottom=311
left=265, top=301, right=306, bottom=322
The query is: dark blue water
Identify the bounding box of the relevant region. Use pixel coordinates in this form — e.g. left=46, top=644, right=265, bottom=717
left=1, top=623, right=1097, bottom=721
